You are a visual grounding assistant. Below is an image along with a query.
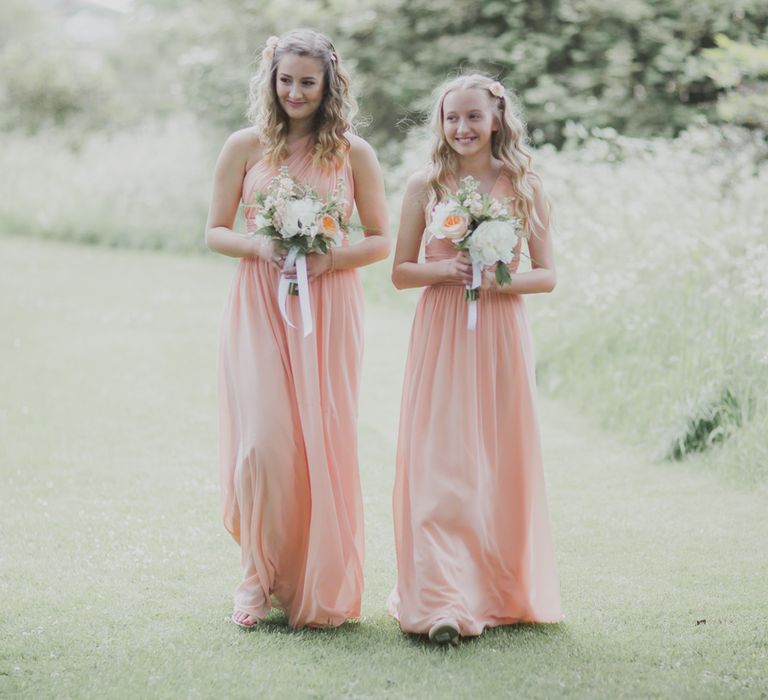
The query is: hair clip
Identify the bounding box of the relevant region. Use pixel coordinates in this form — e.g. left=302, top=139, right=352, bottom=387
left=489, top=81, right=505, bottom=98
left=262, top=35, right=279, bottom=62
left=330, top=51, right=338, bottom=64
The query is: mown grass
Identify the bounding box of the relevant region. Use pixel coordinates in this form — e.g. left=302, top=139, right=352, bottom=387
left=1, top=235, right=767, bottom=699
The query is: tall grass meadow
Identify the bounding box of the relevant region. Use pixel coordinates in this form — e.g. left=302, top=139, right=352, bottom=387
left=0, top=118, right=215, bottom=251
left=533, top=124, right=768, bottom=484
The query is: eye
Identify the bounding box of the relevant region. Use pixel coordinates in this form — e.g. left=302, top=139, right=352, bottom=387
left=302, top=80, right=315, bottom=87
left=280, top=77, right=291, bottom=84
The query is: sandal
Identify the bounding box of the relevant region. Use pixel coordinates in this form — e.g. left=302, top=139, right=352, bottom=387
left=231, top=609, right=260, bottom=629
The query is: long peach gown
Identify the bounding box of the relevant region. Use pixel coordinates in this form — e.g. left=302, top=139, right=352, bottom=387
left=387, top=173, right=563, bottom=636
left=218, top=135, right=364, bottom=627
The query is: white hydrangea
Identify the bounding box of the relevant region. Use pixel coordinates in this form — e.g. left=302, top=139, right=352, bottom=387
left=280, top=197, right=320, bottom=238
left=467, top=219, right=520, bottom=267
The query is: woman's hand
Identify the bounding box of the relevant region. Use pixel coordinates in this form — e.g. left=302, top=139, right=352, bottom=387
left=281, top=250, right=332, bottom=282
left=251, top=235, right=286, bottom=271
left=438, top=251, right=473, bottom=286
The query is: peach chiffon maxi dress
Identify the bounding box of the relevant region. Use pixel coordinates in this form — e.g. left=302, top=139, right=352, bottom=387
left=387, top=173, right=563, bottom=636
left=218, top=134, right=364, bottom=628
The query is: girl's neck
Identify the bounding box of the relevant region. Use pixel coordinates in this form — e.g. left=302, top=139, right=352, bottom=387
left=454, top=149, right=500, bottom=181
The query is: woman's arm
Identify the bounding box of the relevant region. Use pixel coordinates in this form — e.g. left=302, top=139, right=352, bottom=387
left=481, top=172, right=556, bottom=294
left=391, top=172, right=473, bottom=289
left=205, top=130, right=281, bottom=265
left=303, top=136, right=390, bottom=279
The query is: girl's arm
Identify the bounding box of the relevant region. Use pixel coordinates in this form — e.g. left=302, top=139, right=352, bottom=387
left=391, top=172, right=473, bottom=289
left=205, top=130, right=281, bottom=265
left=304, top=136, right=390, bottom=279
left=481, top=173, right=556, bottom=294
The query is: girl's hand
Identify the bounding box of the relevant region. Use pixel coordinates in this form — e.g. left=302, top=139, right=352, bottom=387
left=479, top=266, right=503, bottom=293
left=439, top=250, right=473, bottom=286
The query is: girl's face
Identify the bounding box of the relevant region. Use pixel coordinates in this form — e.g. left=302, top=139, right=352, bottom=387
left=442, top=88, right=498, bottom=157
left=275, top=54, right=325, bottom=122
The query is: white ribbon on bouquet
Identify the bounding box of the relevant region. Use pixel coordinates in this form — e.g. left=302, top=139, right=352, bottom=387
left=278, top=245, right=313, bottom=337
left=465, top=259, right=482, bottom=331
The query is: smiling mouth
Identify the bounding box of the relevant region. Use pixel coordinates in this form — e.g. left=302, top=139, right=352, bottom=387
left=286, top=100, right=306, bottom=108
left=455, top=137, right=477, bottom=144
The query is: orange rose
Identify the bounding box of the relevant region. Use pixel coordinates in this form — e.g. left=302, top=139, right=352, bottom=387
left=317, top=213, right=340, bottom=238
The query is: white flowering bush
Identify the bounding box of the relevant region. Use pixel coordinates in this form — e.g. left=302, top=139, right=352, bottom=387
left=527, top=122, right=768, bottom=483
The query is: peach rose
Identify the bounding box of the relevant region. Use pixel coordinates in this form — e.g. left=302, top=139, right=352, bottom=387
left=427, top=201, right=471, bottom=241
left=317, top=213, right=340, bottom=238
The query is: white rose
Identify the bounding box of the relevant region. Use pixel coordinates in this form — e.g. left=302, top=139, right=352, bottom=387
left=467, top=220, right=520, bottom=267
left=280, top=197, right=320, bottom=238
left=427, top=201, right=470, bottom=241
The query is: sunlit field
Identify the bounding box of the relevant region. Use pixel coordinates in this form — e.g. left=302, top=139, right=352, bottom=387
left=4, top=122, right=765, bottom=484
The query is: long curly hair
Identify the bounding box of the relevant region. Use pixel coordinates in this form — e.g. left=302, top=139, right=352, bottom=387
left=426, top=72, right=546, bottom=236
left=246, top=29, right=357, bottom=170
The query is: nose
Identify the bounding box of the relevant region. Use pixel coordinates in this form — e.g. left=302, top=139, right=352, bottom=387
left=289, top=84, right=301, bottom=99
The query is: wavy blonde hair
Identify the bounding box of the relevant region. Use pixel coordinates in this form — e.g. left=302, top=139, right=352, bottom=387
left=247, top=29, right=357, bottom=170
left=426, top=72, right=546, bottom=236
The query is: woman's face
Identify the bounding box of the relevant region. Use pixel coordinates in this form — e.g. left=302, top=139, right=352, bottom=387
left=442, top=88, right=498, bottom=157
left=275, top=54, right=325, bottom=123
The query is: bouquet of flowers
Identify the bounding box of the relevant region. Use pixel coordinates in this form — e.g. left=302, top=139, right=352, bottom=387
left=427, top=176, right=529, bottom=329
left=242, top=167, right=348, bottom=336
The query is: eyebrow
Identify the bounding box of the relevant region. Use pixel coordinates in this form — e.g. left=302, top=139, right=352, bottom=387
left=278, top=73, right=319, bottom=80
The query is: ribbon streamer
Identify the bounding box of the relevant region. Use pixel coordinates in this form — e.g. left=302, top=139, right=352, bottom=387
left=278, top=246, right=314, bottom=337
left=466, top=260, right=481, bottom=331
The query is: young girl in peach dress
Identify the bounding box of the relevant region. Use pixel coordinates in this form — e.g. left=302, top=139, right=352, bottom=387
left=205, top=30, right=389, bottom=629
left=388, top=73, right=563, bottom=644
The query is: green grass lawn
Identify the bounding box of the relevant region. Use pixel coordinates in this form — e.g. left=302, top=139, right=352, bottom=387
left=1, top=235, right=767, bottom=699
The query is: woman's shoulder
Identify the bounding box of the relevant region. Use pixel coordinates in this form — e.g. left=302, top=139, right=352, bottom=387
left=222, top=127, right=264, bottom=169
left=346, top=132, right=378, bottom=166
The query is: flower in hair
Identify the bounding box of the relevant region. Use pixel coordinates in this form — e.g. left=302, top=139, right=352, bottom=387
left=330, top=50, right=338, bottom=63
left=489, top=81, right=505, bottom=98
left=262, top=35, right=279, bottom=62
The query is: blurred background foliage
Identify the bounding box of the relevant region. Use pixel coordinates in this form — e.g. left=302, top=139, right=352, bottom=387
left=2, top=0, right=767, bottom=144
left=1, top=0, right=766, bottom=482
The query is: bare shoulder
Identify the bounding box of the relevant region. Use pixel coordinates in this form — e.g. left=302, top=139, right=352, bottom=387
left=220, top=127, right=263, bottom=169
left=347, top=133, right=379, bottom=168
left=526, top=169, right=545, bottom=193
left=404, top=167, right=431, bottom=197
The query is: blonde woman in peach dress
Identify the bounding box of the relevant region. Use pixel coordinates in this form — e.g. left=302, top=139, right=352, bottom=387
left=388, top=73, right=563, bottom=645
left=205, top=30, right=389, bottom=629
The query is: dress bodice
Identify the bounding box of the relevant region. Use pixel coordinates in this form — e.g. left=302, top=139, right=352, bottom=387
left=242, top=133, right=355, bottom=229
